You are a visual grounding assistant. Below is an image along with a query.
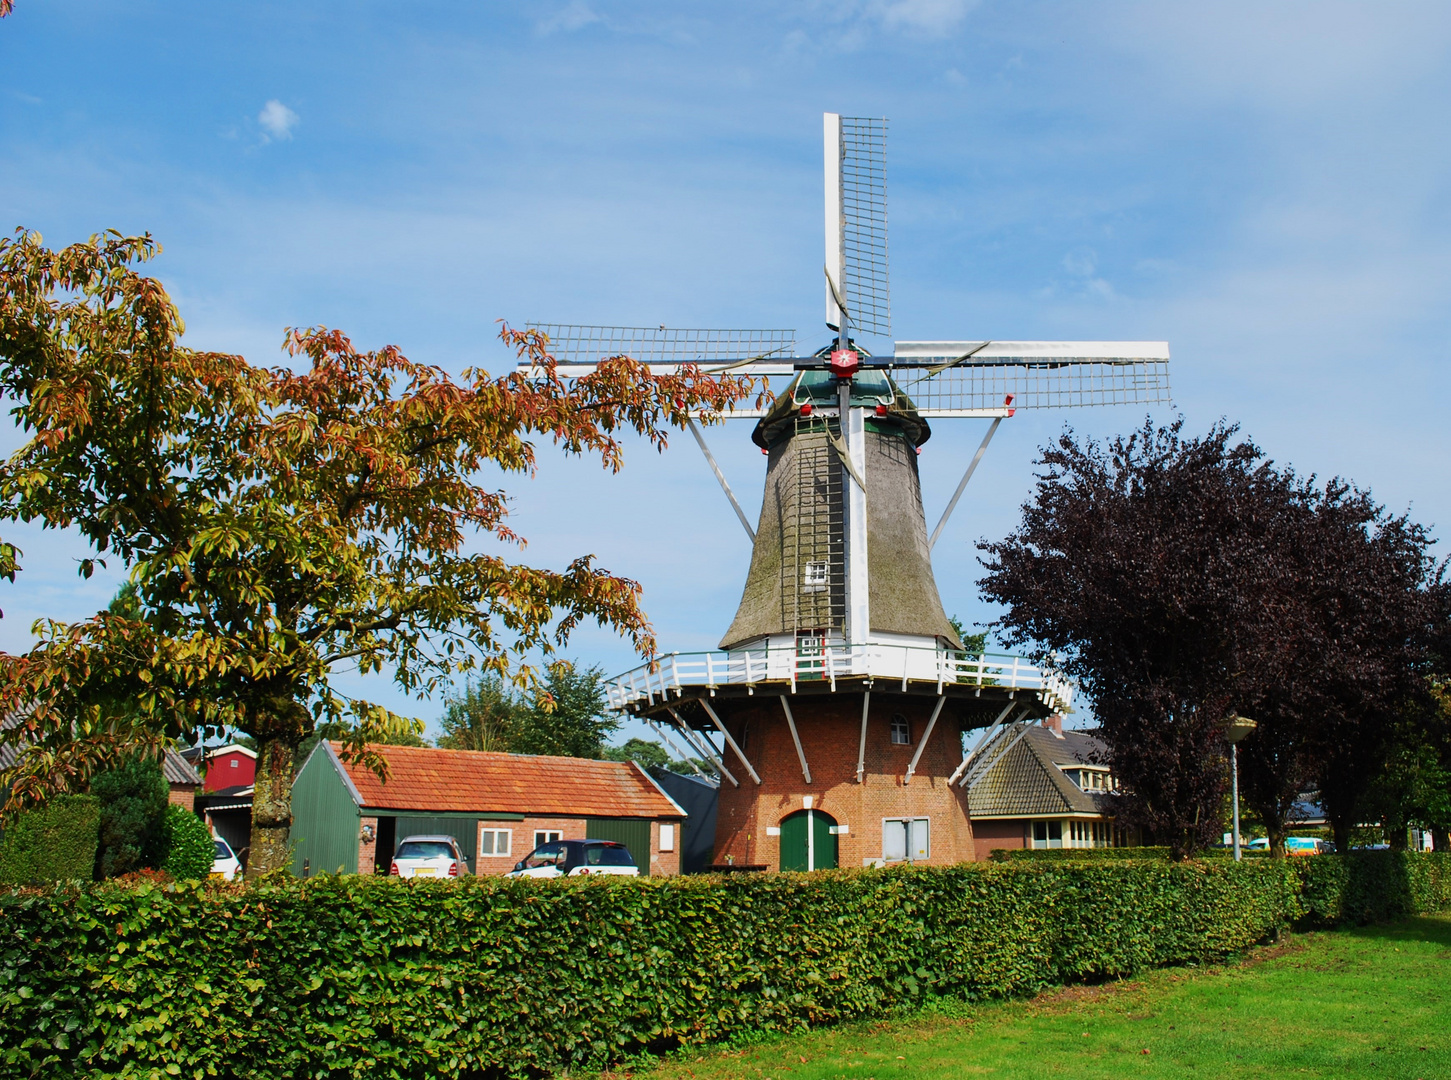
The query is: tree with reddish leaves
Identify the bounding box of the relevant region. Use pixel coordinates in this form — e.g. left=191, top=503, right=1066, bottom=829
left=980, top=418, right=1439, bottom=858
left=0, top=229, right=756, bottom=874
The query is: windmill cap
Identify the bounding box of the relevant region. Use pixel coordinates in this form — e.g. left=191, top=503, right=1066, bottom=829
left=752, top=371, right=931, bottom=450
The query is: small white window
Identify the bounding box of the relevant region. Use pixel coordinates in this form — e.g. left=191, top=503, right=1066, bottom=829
left=890, top=715, right=911, bottom=745
left=883, top=817, right=929, bottom=862
left=802, top=560, right=829, bottom=594
left=534, top=830, right=563, bottom=849
left=659, top=823, right=675, bottom=852
left=480, top=828, right=512, bottom=856
left=230, top=759, right=238, bottom=768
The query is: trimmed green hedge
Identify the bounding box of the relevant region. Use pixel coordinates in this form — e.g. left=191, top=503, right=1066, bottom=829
left=0, top=794, right=100, bottom=885
left=990, top=846, right=1174, bottom=861
left=160, top=805, right=215, bottom=881
left=1295, top=851, right=1451, bottom=925
left=989, top=847, right=1270, bottom=862
left=0, top=854, right=1444, bottom=1078
left=0, top=860, right=1300, bottom=1078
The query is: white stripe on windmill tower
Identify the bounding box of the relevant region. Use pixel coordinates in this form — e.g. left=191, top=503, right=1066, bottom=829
left=522, top=114, right=1169, bottom=871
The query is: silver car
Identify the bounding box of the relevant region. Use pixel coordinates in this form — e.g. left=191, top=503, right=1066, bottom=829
left=389, top=834, right=471, bottom=879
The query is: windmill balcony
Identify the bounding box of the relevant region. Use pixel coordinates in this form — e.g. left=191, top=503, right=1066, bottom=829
left=605, top=638, right=1074, bottom=716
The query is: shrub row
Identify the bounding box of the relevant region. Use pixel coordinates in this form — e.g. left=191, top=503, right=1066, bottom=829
left=990, top=846, right=1175, bottom=861
left=1, top=853, right=1444, bottom=1079
left=990, top=847, right=1270, bottom=862
left=0, top=795, right=100, bottom=886
left=1295, top=850, right=1451, bottom=925
left=0, top=859, right=1302, bottom=1079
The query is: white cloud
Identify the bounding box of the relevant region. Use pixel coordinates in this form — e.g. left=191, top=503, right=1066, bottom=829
left=870, top=0, right=977, bottom=37
left=257, top=99, right=299, bottom=142
left=537, top=1, right=601, bottom=35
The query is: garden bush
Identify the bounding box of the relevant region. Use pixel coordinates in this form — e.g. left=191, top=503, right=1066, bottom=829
left=990, top=846, right=1173, bottom=861
left=90, top=755, right=169, bottom=879
left=0, top=859, right=1302, bottom=1078
left=0, top=794, right=100, bottom=885
left=160, top=806, right=215, bottom=881
left=1295, top=850, right=1451, bottom=925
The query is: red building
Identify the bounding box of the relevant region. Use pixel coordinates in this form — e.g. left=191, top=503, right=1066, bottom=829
left=203, top=744, right=256, bottom=792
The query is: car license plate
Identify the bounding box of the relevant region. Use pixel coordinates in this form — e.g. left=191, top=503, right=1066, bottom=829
left=413, top=866, right=435, bottom=876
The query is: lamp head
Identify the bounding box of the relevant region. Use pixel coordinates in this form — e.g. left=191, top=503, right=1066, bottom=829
left=1224, top=714, right=1258, bottom=744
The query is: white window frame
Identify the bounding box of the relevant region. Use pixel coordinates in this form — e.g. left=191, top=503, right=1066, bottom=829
left=533, top=830, right=563, bottom=849
left=802, top=560, right=830, bottom=594
left=889, top=715, right=911, bottom=746
left=882, top=817, right=930, bottom=862
left=479, top=827, right=513, bottom=857
left=1031, top=820, right=1064, bottom=849
left=659, top=823, right=676, bottom=852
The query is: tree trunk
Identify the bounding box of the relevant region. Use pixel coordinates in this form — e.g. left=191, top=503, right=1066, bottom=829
left=1331, top=814, right=1351, bottom=855
left=248, top=736, right=296, bottom=878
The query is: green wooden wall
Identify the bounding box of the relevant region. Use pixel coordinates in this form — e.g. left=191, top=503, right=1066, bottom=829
left=585, top=818, right=652, bottom=876
left=291, top=748, right=360, bottom=876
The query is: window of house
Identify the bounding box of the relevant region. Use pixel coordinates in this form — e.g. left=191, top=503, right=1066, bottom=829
left=533, top=830, right=563, bottom=849
left=802, top=561, right=830, bottom=593
left=1031, top=821, right=1064, bottom=849
left=890, top=715, right=911, bottom=745
left=479, top=828, right=512, bottom=856
left=1069, top=820, right=1108, bottom=848
left=659, top=823, right=675, bottom=852
left=883, top=818, right=929, bottom=862
left=230, top=759, right=238, bottom=768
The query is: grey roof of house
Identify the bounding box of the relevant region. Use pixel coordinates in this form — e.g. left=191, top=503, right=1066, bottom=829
left=967, top=722, right=1115, bottom=818
left=0, top=711, right=201, bottom=787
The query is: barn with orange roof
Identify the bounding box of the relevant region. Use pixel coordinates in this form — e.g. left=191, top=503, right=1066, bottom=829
left=290, top=742, right=686, bottom=877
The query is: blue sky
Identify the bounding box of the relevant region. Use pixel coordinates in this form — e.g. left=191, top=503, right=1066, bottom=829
left=3, top=2, right=1449, bottom=741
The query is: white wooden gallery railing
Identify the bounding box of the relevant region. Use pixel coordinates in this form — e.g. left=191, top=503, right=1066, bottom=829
left=605, top=643, right=1074, bottom=715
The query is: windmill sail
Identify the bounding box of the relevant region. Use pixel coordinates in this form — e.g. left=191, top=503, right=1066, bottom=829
left=892, top=340, right=1172, bottom=415
left=827, top=115, right=890, bottom=340
left=525, top=324, right=796, bottom=375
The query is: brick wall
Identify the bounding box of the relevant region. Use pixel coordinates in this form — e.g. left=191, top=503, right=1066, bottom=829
left=167, top=785, right=198, bottom=812
left=358, top=816, right=378, bottom=873
left=473, top=817, right=585, bottom=876
left=711, top=689, right=978, bottom=871
left=971, top=818, right=1027, bottom=862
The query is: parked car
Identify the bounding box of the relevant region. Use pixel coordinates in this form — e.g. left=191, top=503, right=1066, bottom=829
left=390, top=835, right=471, bottom=879
left=211, top=836, right=241, bottom=881
left=1285, top=836, right=1334, bottom=856
left=506, top=839, right=639, bottom=878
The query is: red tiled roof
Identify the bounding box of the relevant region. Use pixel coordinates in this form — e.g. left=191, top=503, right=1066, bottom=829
left=329, top=743, right=683, bottom=819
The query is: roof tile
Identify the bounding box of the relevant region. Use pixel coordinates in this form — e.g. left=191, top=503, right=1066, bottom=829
left=331, top=743, right=683, bottom=819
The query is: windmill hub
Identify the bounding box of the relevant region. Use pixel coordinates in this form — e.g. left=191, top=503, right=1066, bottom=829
left=520, top=113, right=1170, bottom=871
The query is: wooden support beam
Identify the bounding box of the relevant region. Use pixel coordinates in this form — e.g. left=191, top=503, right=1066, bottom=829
left=667, top=706, right=738, bottom=788
left=903, top=694, right=947, bottom=785
left=698, top=697, right=762, bottom=785
left=856, top=691, right=871, bottom=784
left=779, top=696, right=812, bottom=785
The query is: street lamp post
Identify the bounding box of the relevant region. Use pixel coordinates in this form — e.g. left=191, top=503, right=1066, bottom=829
left=1225, top=714, right=1258, bottom=861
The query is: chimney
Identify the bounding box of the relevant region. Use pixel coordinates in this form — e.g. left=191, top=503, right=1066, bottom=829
left=1041, top=714, right=1064, bottom=738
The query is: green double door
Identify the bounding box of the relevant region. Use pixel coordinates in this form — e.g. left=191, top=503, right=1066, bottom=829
left=779, top=809, right=838, bottom=872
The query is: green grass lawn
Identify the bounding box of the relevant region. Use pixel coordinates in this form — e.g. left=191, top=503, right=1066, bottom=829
left=625, top=915, right=1451, bottom=1080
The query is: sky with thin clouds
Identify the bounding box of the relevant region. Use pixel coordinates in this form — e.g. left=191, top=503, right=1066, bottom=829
left=2, top=1, right=1449, bottom=740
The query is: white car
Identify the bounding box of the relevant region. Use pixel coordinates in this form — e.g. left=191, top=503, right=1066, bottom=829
left=389, top=835, right=471, bottom=879
left=506, top=839, right=640, bottom=879
left=211, top=837, right=241, bottom=881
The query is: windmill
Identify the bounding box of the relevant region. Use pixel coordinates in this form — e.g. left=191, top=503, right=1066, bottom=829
left=522, top=114, right=1169, bottom=871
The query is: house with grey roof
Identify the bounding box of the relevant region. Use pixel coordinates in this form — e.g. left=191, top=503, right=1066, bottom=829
left=965, top=716, right=1130, bottom=860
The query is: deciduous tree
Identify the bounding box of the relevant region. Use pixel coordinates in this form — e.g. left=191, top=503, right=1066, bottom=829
left=0, top=229, right=754, bottom=873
